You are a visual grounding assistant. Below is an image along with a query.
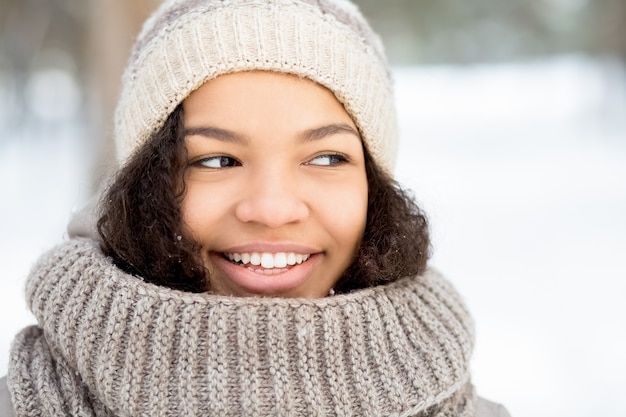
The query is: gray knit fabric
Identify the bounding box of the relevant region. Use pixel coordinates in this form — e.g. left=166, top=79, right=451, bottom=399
left=114, top=0, right=398, bottom=173
left=8, top=239, right=477, bottom=416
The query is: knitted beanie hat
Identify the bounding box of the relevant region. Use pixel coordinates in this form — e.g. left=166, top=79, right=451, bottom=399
left=114, top=0, right=398, bottom=173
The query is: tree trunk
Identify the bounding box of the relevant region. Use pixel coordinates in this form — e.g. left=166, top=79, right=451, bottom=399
left=84, top=0, right=160, bottom=192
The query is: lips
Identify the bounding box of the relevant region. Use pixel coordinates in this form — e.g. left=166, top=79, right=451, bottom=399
left=212, top=247, right=318, bottom=295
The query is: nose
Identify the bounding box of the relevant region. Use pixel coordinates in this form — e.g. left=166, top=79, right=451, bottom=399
left=234, top=168, right=309, bottom=228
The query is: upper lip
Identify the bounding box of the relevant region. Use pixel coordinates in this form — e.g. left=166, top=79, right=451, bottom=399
left=218, top=242, right=320, bottom=254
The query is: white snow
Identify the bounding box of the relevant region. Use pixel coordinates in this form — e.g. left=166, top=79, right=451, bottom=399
left=1, top=55, right=625, bottom=416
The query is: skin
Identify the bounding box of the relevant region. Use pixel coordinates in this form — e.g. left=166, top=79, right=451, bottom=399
left=181, top=71, right=368, bottom=298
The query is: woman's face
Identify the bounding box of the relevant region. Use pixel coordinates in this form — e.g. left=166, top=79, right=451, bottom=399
left=181, top=71, right=368, bottom=298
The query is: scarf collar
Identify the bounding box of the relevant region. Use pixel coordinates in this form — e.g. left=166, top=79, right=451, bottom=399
left=9, top=238, right=476, bottom=416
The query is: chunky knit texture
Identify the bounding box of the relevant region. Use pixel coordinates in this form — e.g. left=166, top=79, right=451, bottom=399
left=114, top=0, right=398, bottom=173
left=8, top=239, right=476, bottom=416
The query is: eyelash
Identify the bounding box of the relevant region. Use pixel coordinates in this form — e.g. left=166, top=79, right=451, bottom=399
left=306, top=153, right=350, bottom=167
left=191, top=152, right=350, bottom=169
left=193, top=155, right=241, bottom=169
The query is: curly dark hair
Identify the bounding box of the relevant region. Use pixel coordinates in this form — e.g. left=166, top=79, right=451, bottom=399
left=97, top=105, right=431, bottom=294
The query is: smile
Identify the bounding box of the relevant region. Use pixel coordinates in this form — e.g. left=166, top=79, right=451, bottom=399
left=223, top=252, right=311, bottom=269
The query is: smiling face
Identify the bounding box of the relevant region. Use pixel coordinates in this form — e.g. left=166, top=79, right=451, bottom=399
left=181, top=71, right=368, bottom=298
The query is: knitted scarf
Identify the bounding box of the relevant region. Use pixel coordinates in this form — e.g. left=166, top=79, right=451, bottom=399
left=8, top=239, right=476, bottom=417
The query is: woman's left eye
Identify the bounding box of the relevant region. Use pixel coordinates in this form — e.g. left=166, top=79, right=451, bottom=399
left=195, top=156, right=241, bottom=169
left=306, top=153, right=349, bottom=166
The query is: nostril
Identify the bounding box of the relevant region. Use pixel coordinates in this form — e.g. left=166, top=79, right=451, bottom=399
left=234, top=195, right=309, bottom=227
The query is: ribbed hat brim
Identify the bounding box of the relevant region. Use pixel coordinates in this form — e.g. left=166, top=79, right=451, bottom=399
left=114, top=0, right=398, bottom=173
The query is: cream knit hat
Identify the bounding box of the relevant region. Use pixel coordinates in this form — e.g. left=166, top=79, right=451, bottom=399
left=114, top=0, right=398, bottom=172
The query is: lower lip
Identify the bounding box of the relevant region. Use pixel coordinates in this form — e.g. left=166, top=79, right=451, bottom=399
left=211, top=253, right=318, bottom=295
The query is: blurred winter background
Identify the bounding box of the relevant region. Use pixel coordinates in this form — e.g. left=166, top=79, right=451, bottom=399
left=1, top=0, right=625, bottom=416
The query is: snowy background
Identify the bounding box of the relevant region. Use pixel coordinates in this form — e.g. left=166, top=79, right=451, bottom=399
left=1, top=55, right=625, bottom=417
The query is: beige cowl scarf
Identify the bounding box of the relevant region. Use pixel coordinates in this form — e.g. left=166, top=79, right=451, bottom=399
left=8, top=239, right=476, bottom=417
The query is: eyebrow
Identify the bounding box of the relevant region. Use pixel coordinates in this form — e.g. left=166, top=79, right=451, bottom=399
left=184, top=126, right=247, bottom=144
left=301, top=123, right=360, bottom=142
left=184, top=123, right=360, bottom=143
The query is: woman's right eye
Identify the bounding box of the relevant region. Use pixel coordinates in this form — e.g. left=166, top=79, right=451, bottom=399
left=195, top=156, right=241, bottom=169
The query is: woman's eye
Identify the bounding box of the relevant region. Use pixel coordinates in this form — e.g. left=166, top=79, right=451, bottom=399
left=307, top=153, right=348, bottom=166
left=196, top=156, right=240, bottom=169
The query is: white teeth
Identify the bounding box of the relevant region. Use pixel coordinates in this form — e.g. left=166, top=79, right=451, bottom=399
left=225, top=251, right=311, bottom=268
left=274, top=252, right=287, bottom=268
left=250, top=253, right=261, bottom=266
left=261, top=253, right=274, bottom=268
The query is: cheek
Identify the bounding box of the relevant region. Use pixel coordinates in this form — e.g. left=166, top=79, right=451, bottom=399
left=180, top=183, right=220, bottom=241
left=319, top=179, right=368, bottom=249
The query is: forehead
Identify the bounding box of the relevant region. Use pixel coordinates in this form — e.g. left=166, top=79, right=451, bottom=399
left=183, top=71, right=357, bottom=130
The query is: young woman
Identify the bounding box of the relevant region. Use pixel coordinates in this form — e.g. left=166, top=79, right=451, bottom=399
left=1, top=0, right=509, bottom=416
